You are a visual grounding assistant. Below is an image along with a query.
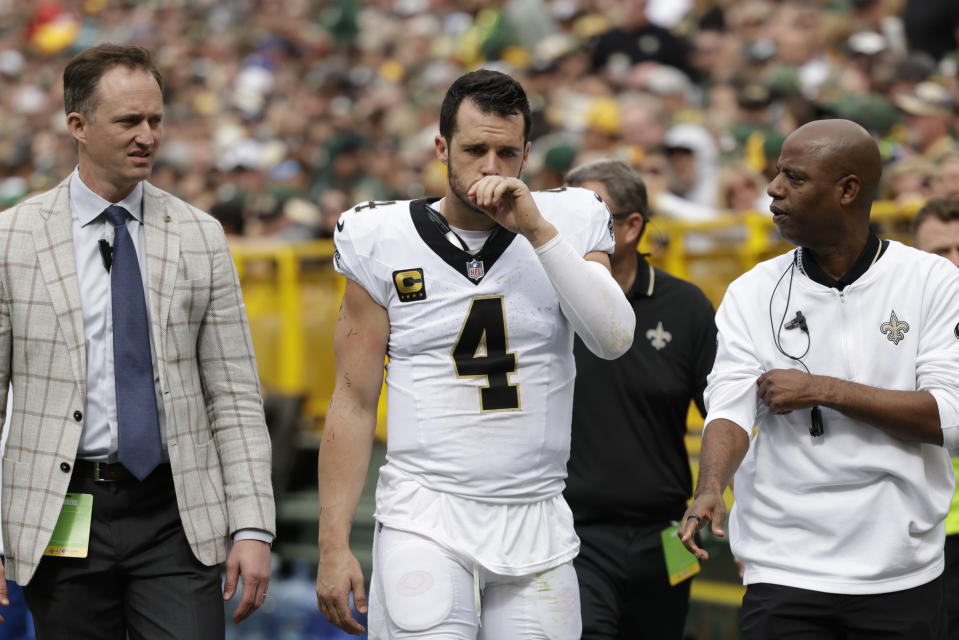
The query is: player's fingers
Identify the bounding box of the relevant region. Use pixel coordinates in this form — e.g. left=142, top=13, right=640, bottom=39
left=325, top=592, right=346, bottom=627
left=316, top=597, right=330, bottom=622
left=318, top=597, right=342, bottom=629
left=352, top=575, right=368, bottom=615
left=471, top=176, right=498, bottom=207
left=484, top=178, right=507, bottom=208
left=333, top=595, right=365, bottom=634
left=322, top=598, right=340, bottom=627
left=469, top=175, right=496, bottom=195
left=490, top=177, right=513, bottom=203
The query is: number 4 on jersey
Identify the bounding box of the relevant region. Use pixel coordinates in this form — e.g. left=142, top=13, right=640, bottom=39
left=451, top=297, right=520, bottom=412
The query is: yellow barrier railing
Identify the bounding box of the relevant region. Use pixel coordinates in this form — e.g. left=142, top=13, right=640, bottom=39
left=233, top=241, right=319, bottom=395
left=638, top=203, right=921, bottom=306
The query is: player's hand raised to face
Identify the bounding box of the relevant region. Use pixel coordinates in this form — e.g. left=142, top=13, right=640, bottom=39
left=468, top=176, right=556, bottom=246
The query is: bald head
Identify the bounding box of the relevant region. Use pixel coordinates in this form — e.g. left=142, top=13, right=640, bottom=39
left=788, top=119, right=882, bottom=206
left=769, top=118, right=882, bottom=253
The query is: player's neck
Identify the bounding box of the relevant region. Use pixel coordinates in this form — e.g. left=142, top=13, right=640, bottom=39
left=439, top=196, right=498, bottom=232
left=611, top=250, right=638, bottom=293
left=804, top=226, right=871, bottom=281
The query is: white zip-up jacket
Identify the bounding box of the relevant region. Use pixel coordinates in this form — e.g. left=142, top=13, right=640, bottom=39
left=705, top=240, right=959, bottom=594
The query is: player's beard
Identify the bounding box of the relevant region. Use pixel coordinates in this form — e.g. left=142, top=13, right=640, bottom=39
left=446, top=155, right=491, bottom=218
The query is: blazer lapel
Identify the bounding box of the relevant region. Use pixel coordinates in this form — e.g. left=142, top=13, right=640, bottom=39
left=142, top=182, right=180, bottom=367
left=32, top=177, right=86, bottom=395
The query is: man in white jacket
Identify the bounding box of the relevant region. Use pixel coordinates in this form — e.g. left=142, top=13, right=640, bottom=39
left=679, top=119, right=959, bottom=639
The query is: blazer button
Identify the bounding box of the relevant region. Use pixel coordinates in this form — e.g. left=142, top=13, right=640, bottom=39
left=73, top=410, right=82, bottom=422
left=60, top=462, right=71, bottom=473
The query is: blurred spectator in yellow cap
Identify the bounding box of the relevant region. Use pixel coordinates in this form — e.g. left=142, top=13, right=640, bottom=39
left=895, top=81, right=958, bottom=162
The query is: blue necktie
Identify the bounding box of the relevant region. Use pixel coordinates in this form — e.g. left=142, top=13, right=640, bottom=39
left=104, top=205, right=162, bottom=481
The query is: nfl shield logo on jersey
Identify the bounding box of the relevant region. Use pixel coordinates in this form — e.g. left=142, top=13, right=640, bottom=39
left=467, top=259, right=485, bottom=281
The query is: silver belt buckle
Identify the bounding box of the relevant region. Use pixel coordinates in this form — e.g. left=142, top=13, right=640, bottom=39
left=91, top=462, right=116, bottom=483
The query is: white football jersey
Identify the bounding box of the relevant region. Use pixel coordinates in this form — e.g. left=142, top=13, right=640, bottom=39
left=334, top=188, right=614, bottom=503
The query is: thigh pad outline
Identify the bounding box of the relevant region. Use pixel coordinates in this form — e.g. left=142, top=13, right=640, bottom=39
left=380, top=538, right=456, bottom=632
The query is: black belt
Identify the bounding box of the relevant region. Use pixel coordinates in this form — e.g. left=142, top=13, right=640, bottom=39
left=74, top=460, right=151, bottom=483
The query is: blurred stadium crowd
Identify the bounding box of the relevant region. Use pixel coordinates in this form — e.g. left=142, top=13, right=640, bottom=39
left=1, top=0, right=959, bottom=239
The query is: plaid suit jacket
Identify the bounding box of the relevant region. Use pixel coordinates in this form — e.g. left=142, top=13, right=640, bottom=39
left=0, top=177, right=275, bottom=584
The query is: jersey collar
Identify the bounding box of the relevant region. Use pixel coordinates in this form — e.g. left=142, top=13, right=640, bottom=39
left=410, top=198, right=517, bottom=285
left=799, top=231, right=887, bottom=291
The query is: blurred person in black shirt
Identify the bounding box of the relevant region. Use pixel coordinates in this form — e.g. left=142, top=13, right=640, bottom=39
left=904, top=0, right=959, bottom=63
left=590, top=0, right=694, bottom=80
left=565, top=158, right=717, bottom=639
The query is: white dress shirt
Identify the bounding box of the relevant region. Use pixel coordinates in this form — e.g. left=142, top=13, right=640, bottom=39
left=70, top=170, right=166, bottom=462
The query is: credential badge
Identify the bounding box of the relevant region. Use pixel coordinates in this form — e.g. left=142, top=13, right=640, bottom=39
left=646, top=321, right=672, bottom=351
left=466, top=259, right=485, bottom=281
left=880, top=310, right=909, bottom=345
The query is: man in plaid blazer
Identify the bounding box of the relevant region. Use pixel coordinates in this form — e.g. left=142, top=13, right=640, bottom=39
left=0, top=44, right=275, bottom=637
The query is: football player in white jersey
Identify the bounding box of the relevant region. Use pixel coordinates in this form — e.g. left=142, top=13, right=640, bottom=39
left=315, top=70, right=635, bottom=638
left=317, top=70, right=635, bottom=639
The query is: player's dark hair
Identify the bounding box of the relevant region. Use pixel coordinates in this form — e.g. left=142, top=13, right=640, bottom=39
left=912, top=197, right=959, bottom=239
left=439, top=69, right=531, bottom=143
left=64, top=43, right=163, bottom=120
left=566, top=158, right=649, bottom=219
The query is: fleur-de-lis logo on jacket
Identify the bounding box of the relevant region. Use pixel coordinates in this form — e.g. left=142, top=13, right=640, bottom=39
left=880, top=310, right=909, bottom=345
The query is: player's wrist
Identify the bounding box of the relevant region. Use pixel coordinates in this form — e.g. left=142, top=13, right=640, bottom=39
left=318, top=540, right=352, bottom=557
left=318, top=528, right=353, bottom=553
left=523, top=221, right=557, bottom=248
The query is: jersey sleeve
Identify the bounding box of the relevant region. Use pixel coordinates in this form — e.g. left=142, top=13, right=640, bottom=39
left=916, top=259, right=959, bottom=450
left=581, top=189, right=616, bottom=255
left=537, top=187, right=615, bottom=257
left=332, top=208, right=390, bottom=308
left=703, top=278, right=765, bottom=436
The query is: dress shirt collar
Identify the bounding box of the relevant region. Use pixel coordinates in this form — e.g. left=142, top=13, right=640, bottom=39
left=69, top=167, right=144, bottom=227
